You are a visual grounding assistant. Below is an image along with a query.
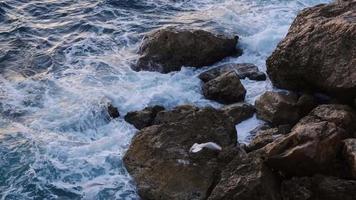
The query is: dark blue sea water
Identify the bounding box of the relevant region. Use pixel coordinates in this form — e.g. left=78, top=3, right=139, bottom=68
left=0, top=0, right=330, bottom=199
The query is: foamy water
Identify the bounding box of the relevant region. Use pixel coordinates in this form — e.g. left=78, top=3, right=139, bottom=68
left=0, top=0, right=330, bottom=199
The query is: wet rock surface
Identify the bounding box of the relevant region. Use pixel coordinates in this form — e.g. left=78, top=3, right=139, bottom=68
left=199, top=63, right=266, bottom=82
left=220, top=103, right=255, bottom=124
left=246, top=128, right=280, bottom=152
left=343, top=139, right=356, bottom=179
left=134, top=27, right=240, bottom=73
left=267, top=1, right=356, bottom=101
left=124, top=106, right=237, bottom=200
left=124, top=105, right=165, bottom=129
left=202, top=71, right=246, bottom=104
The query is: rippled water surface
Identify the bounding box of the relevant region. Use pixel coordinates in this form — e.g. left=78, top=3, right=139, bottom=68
left=0, top=0, right=330, bottom=199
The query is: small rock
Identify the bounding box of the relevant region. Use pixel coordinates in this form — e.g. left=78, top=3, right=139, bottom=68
left=342, top=139, right=356, bottom=179
left=203, top=71, right=246, bottom=104
left=255, top=91, right=300, bottom=126
left=107, top=104, right=120, bottom=119
left=221, top=103, right=255, bottom=124
left=246, top=128, right=280, bottom=152
left=134, top=27, right=240, bottom=73
left=199, top=63, right=266, bottom=82
left=124, top=105, right=165, bottom=129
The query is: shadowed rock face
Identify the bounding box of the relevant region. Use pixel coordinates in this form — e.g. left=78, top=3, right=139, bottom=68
left=133, top=27, right=240, bottom=73
left=124, top=105, right=165, bottom=129
left=266, top=2, right=356, bottom=101
left=343, top=139, right=356, bottom=179
left=124, top=106, right=237, bottom=200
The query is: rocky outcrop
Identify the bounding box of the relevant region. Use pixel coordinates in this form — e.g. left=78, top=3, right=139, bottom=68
left=264, top=104, right=356, bottom=177
left=202, top=71, right=246, bottom=104
left=281, top=175, right=356, bottom=200
left=124, top=106, right=165, bottom=129
left=208, top=151, right=281, bottom=200
left=124, top=106, right=237, bottom=200
left=266, top=2, right=356, bottom=101
left=343, top=139, right=356, bottom=179
left=107, top=104, right=120, bottom=119
left=199, top=63, right=266, bottom=82
left=246, top=128, right=280, bottom=152
left=255, top=91, right=315, bottom=126
left=220, top=103, right=255, bottom=124
left=134, top=27, right=240, bottom=73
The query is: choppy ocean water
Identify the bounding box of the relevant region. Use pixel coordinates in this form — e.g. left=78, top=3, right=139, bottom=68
left=0, top=0, right=330, bottom=199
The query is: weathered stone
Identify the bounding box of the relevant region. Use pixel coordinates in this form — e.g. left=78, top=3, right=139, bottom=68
left=124, top=105, right=165, bottom=129
left=281, top=175, right=356, bottom=200
left=124, top=106, right=237, bottom=200
left=134, top=27, right=240, bottom=73
left=264, top=104, right=356, bottom=176
left=255, top=91, right=300, bottom=126
left=203, top=71, right=246, bottom=104
left=343, top=139, right=356, bottom=179
left=247, top=128, right=280, bottom=152
left=107, top=104, right=120, bottom=119
left=221, top=103, right=255, bottom=124
left=199, top=63, right=266, bottom=82
left=267, top=2, right=356, bottom=101
left=208, top=151, right=281, bottom=200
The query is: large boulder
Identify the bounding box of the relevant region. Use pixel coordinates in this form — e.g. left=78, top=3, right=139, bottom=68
left=134, top=27, right=240, bottom=73
left=281, top=175, right=356, bottom=200
left=220, top=103, right=255, bottom=124
left=124, top=106, right=237, bottom=200
left=342, top=139, right=356, bottom=179
left=124, top=105, right=165, bottom=129
left=208, top=151, right=281, bottom=200
left=266, top=2, right=356, bottom=101
left=255, top=91, right=315, bottom=126
left=199, top=63, right=266, bottom=82
left=202, top=71, right=246, bottom=104
left=246, top=128, right=280, bottom=152
left=264, top=104, right=356, bottom=177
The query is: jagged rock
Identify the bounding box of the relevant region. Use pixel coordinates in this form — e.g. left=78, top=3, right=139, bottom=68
left=255, top=91, right=315, bottom=126
left=246, top=128, right=280, bottom=152
left=134, top=27, right=240, bottom=73
left=281, top=175, right=356, bottom=200
left=124, top=106, right=165, bottom=129
left=342, top=139, right=356, bottom=179
left=208, top=151, right=281, bottom=200
left=199, top=63, right=266, bottom=82
left=202, top=71, right=246, bottom=104
left=266, top=2, right=356, bottom=101
left=264, top=104, right=356, bottom=177
left=107, top=104, right=120, bottom=119
left=221, top=103, right=255, bottom=124
left=153, top=105, right=199, bottom=125
left=124, top=106, right=237, bottom=200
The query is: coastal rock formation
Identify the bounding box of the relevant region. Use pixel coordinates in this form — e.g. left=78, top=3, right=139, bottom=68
left=255, top=91, right=315, bottom=126
left=264, top=104, right=356, bottom=177
left=199, top=63, right=266, bottom=82
left=124, top=106, right=237, bottom=200
left=107, top=104, right=120, bottom=119
left=246, top=128, right=280, bottom=152
left=281, top=175, right=356, bottom=200
left=208, top=151, right=281, bottom=200
left=343, top=139, right=356, bottom=178
left=221, top=103, right=255, bottom=124
left=134, top=27, right=240, bottom=73
left=202, top=71, right=246, bottom=104
left=267, top=1, right=356, bottom=101
left=124, top=105, right=165, bottom=129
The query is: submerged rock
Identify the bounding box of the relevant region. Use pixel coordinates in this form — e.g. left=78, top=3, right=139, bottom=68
left=281, top=175, right=356, bottom=200
left=134, top=27, right=240, bottom=73
left=267, top=1, right=356, bottom=101
left=199, top=63, right=266, bottom=82
left=124, top=106, right=237, bottom=200
left=264, top=104, right=356, bottom=177
left=202, top=71, right=246, bottom=104
left=107, top=104, right=120, bottom=119
left=124, top=105, right=165, bottom=129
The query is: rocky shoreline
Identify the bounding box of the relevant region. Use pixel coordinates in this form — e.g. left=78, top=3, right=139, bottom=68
left=111, top=1, right=356, bottom=199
